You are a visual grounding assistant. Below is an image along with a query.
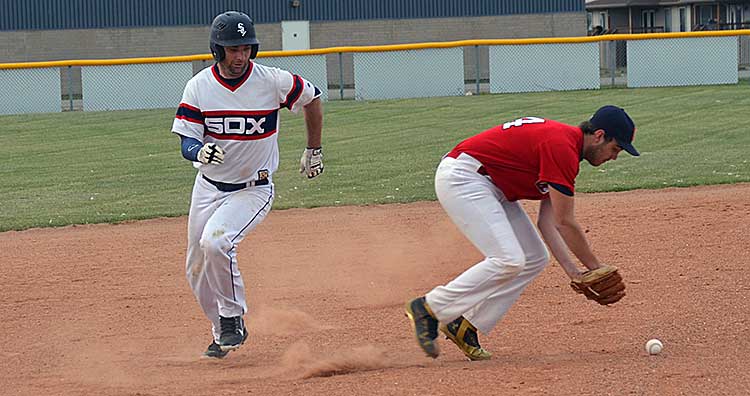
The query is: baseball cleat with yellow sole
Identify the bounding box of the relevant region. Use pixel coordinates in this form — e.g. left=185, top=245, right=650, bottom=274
left=404, top=296, right=440, bottom=358
left=440, top=316, right=492, bottom=361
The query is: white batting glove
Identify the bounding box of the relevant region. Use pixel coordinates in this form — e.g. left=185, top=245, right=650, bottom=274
left=197, top=143, right=225, bottom=165
left=299, top=147, right=324, bottom=179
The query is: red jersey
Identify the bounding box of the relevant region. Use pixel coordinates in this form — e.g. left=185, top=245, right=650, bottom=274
left=447, top=117, right=583, bottom=201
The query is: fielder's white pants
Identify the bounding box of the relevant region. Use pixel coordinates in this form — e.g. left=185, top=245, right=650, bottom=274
left=185, top=173, right=274, bottom=342
left=426, top=153, right=550, bottom=334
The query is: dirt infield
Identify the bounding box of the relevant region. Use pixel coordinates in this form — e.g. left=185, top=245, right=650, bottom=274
left=2, top=184, right=749, bottom=395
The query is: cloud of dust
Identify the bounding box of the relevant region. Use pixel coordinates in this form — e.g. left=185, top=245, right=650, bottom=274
left=248, top=306, right=330, bottom=335
left=336, top=217, right=474, bottom=307
left=279, top=342, right=393, bottom=379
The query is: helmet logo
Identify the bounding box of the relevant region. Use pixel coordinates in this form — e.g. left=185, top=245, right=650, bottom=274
left=237, top=23, right=246, bottom=36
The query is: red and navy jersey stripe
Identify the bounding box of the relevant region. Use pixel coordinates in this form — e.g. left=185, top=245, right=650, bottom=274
left=176, top=103, right=204, bottom=124
left=281, top=74, right=304, bottom=109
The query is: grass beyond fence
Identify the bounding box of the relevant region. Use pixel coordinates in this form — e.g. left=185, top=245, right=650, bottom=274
left=1, top=82, right=749, bottom=232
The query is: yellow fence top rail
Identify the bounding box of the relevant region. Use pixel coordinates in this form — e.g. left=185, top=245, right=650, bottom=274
left=2, top=29, right=749, bottom=70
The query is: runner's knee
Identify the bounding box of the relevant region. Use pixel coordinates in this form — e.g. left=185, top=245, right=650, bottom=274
left=199, top=229, right=232, bottom=257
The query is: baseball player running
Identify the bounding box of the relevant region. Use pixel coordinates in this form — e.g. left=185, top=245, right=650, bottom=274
left=405, top=106, right=636, bottom=360
left=172, top=11, right=324, bottom=358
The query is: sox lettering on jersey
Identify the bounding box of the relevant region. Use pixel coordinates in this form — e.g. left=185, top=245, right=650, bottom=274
left=205, top=117, right=265, bottom=135
left=203, top=110, right=278, bottom=140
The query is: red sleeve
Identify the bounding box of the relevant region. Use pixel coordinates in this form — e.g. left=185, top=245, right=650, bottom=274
left=537, top=140, right=579, bottom=194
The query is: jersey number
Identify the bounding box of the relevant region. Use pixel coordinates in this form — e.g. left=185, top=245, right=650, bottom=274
left=502, top=116, right=545, bottom=130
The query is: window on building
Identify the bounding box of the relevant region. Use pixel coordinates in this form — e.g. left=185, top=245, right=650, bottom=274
left=679, top=7, right=686, bottom=32
left=599, top=12, right=608, bottom=29
left=697, top=5, right=715, bottom=24
left=665, top=9, right=672, bottom=32
left=642, top=9, right=655, bottom=31
left=727, top=5, right=744, bottom=29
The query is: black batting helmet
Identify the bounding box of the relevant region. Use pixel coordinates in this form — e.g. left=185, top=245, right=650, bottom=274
left=210, top=11, right=260, bottom=62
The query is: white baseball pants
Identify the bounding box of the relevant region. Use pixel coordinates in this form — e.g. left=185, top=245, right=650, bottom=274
left=185, top=173, right=274, bottom=342
left=426, top=153, right=550, bottom=334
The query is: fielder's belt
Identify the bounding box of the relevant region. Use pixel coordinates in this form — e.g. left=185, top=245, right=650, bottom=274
left=202, top=174, right=269, bottom=192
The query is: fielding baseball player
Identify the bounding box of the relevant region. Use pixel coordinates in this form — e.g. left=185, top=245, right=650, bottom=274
left=172, top=11, right=324, bottom=358
left=405, top=106, right=636, bottom=360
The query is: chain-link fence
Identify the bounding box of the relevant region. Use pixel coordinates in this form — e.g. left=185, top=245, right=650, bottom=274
left=598, top=35, right=750, bottom=87
left=353, top=48, right=465, bottom=100
left=627, top=36, right=738, bottom=87
left=489, top=43, right=600, bottom=93
left=81, top=62, right=192, bottom=111
left=0, top=67, right=61, bottom=114
left=1, top=31, right=749, bottom=115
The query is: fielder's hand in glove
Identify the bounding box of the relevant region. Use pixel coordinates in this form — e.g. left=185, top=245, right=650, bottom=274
left=300, top=147, right=324, bottom=179
left=570, top=265, right=626, bottom=305
left=197, top=143, right=225, bottom=165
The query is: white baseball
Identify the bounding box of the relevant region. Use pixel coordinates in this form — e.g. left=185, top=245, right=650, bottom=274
left=645, top=339, right=663, bottom=355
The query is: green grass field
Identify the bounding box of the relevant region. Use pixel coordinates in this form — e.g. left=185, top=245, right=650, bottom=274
left=1, top=83, right=748, bottom=232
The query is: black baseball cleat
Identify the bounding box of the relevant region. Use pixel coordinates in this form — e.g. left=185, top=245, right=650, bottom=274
left=404, top=296, right=440, bottom=358
left=203, top=340, right=230, bottom=359
left=203, top=325, right=250, bottom=359
left=440, top=316, right=492, bottom=361
left=218, top=316, right=247, bottom=351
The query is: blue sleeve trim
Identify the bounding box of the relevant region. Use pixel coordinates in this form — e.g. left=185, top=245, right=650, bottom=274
left=179, top=135, right=202, bottom=162
left=549, top=182, right=574, bottom=196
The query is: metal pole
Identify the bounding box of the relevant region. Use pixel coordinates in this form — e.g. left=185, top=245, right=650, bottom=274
left=475, top=45, right=480, bottom=95
left=67, top=66, right=74, bottom=111
left=628, top=7, right=632, bottom=34
left=609, top=40, right=616, bottom=86
left=338, top=52, right=344, bottom=100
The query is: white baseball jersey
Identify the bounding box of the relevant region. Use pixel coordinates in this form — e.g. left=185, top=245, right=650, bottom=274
left=172, top=62, right=321, bottom=183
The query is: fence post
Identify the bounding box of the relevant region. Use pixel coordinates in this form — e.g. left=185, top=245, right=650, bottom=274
left=338, top=52, right=344, bottom=100
left=609, top=40, right=616, bottom=86
left=475, top=45, right=480, bottom=95
left=67, top=66, right=74, bottom=111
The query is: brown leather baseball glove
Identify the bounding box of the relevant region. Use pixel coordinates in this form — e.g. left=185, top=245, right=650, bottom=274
left=570, top=265, right=626, bottom=305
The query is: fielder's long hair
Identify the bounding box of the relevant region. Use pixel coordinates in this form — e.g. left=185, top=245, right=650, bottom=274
left=579, top=120, right=615, bottom=142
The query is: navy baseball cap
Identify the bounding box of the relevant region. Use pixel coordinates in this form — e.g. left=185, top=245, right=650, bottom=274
left=590, top=105, right=639, bottom=156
